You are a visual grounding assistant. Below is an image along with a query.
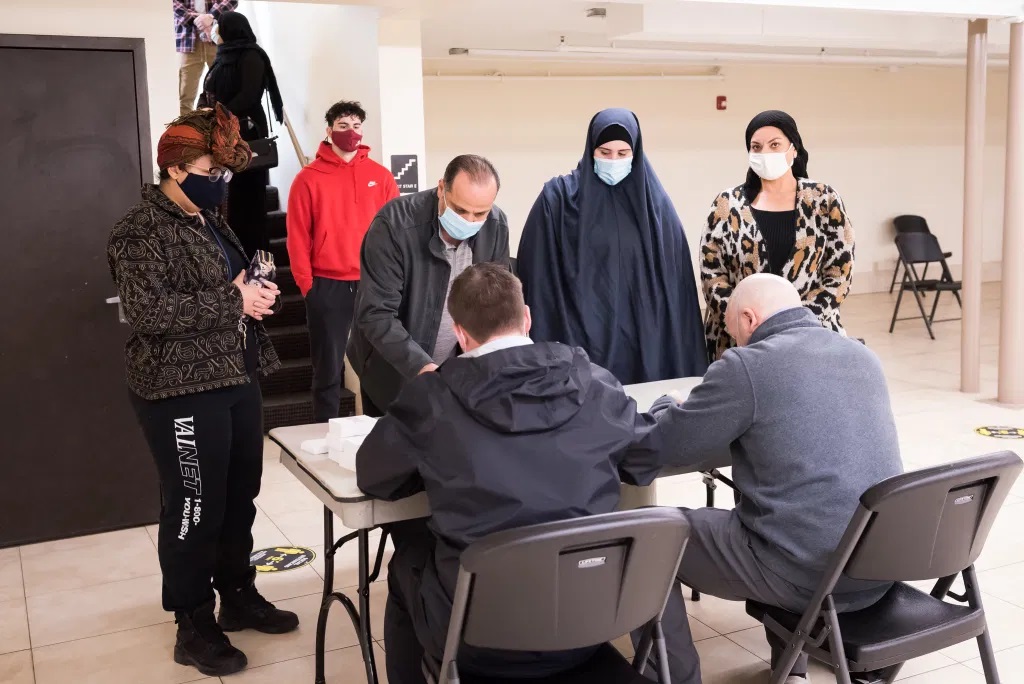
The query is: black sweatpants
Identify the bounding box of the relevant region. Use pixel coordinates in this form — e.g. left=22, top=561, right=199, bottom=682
left=305, top=277, right=358, bottom=422
left=130, top=380, right=264, bottom=612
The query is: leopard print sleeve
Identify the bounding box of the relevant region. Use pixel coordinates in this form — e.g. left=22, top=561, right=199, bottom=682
left=700, top=192, right=736, bottom=363
left=804, top=185, right=855, bottom=327
left=108, top=206, right=244, bottom=337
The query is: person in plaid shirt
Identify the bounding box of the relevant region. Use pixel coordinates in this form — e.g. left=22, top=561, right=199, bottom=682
left=174, top=0, right=238, bottom=115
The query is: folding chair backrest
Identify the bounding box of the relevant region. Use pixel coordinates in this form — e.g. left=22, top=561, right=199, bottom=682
left=843, top=452, right=1022, bottom=582
left=893, top=215, right=931, bottom=235
left=453, top=508, right=690, bottom=652
left=895, top=232, right=947, bottom=265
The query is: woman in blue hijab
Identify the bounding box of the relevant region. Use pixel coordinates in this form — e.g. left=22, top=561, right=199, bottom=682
left=517, top=108, right=707, bottom=384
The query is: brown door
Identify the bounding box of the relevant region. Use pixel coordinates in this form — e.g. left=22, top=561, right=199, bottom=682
left=0, top=36, right=158, bottom=547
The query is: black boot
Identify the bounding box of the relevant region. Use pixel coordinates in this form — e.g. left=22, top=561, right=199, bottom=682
left=218, top=580, right=300, bottom=634
left=174, top=600, right=248, bottom=676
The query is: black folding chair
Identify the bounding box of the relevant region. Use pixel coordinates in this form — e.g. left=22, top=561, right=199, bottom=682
left=889, top=232, right=962, bottom=339
left=423, top=508, right=691, bottom=684
left=746, top=451, right=1022, bottom=684
left=889, top=216, right=953, bottom=294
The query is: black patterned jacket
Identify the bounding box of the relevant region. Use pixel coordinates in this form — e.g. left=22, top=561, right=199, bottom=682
left=108, top=185, right=280, bottom=400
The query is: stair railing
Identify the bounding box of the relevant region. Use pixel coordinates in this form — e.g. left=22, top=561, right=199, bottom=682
left=282, top=109, right=310, bottom=167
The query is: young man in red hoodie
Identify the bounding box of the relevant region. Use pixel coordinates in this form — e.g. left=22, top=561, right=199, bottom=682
left=287, top=101, right=399, bottom=421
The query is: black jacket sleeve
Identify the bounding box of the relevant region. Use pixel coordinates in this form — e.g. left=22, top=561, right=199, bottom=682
left=356, top=377, right=436, bottom=500
left=355, top=218, right=435, bottom=378
left=587, top=365, right=665, bottom=487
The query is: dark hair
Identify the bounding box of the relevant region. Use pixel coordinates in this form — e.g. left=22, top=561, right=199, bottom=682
left=325, top=101, right=366, bottom=125
left=448, top=262, right=522, bottom=342
left=443, top=154, right=500, bottom=191
left=158, top=168, right=171, bottom=181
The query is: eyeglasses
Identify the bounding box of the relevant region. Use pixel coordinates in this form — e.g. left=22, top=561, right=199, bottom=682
left=185, top=163, right=233, bottom=183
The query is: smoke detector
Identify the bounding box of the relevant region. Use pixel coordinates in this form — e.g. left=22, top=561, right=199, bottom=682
left=585, top=7, right=607, bottom=18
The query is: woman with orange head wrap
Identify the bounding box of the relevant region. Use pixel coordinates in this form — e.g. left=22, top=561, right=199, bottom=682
left=107, top=104, right=296, bottom=677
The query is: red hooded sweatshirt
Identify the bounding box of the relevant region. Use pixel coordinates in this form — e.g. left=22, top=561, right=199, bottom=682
left=286, top=142, right=400, bottom=296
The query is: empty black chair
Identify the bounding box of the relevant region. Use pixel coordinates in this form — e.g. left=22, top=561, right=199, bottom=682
left=889, top=216, right=953, bottom=293
left=889, top=232, right=962, bottom=339
left=423, top=508, right=691, bottom=684
left=746, top=451, right=1022, bottom=684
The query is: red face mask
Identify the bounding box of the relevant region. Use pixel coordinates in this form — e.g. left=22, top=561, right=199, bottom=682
left=331, top=129, right=363, bottom=153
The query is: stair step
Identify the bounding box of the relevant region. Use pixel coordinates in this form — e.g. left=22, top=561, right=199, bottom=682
left=270, top=237, right=289, bottom=268
left=268, top=210, right=287, bottom=241
left=261, top=357, right=313, bottom=396
left=266, top=186, right=280, bottom=213
left=268, top=324, right=310, bottom=360
left=266, top=293, right=306, bottom=328
left=263, top=389, right=357, bottom=431
left=275, top=265, right=299, bottom=296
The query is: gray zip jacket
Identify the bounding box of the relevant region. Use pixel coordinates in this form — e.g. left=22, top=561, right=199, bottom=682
left=652, top=306, right=903, bottom=590
left=347, top=189, right=509, bottom=411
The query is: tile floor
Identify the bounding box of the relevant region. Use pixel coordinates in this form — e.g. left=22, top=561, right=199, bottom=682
left=2, top=284, right=1022, bottom=684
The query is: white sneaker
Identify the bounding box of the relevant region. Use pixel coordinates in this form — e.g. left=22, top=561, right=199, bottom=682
left=785, top=677, right=810, bottom=684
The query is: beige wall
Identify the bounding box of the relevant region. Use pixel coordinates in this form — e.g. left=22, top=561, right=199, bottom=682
left=5, top=0, right=180, bottom=176
left=424, top=64, right=1010, bottom=292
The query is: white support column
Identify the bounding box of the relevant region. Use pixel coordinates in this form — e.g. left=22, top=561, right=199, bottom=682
left=378, top=17, right=428, bottom=195
left=961, top=19, right=987, bottom=394
left=1000, top=20, right=1024, bottom=404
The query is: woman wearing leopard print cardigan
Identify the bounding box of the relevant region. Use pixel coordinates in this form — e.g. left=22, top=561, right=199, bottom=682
left=700, top=110, right=855, bottom=362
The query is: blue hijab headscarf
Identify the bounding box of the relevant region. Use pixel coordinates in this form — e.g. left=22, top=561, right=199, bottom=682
left=517, top=108, right=708, bottom=384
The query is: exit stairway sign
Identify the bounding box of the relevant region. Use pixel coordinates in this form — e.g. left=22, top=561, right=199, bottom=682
left=391, top=155, right=419, bottom=194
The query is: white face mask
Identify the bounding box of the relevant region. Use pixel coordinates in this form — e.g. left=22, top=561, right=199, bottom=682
left=748, top=144, right=794, bottom=181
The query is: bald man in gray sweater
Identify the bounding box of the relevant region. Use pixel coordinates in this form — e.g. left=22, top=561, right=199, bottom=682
left=649, top=274, right=903, bottom=684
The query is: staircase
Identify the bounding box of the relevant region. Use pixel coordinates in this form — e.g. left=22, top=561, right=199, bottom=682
left=261, top=185, right=357, bottom=430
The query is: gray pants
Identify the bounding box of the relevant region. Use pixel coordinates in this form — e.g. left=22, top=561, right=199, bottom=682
left=653, top=508, right=888, bottom=682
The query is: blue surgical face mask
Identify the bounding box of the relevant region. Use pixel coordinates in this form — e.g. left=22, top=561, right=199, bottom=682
left=594, top=156, right=632, bottom=186
left=439, top=194, right=486, bottom=241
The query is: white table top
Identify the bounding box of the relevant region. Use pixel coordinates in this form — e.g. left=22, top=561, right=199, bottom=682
left=272, top=376, right=726, bottom=529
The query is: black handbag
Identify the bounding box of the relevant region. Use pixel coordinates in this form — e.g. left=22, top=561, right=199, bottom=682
left=240, top=93, right=279, bottom=172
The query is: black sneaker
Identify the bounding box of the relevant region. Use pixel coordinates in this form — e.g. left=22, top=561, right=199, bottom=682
left=218, top=580, right=300, bottom=634
left=174, top=600, right=248, bottom=676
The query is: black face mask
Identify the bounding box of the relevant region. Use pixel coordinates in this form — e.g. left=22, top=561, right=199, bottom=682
left=178, top=172, right=227, bottom=211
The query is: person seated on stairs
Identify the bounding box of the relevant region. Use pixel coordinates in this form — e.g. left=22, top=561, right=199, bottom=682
left=648, top=273, right=904, bottom=684
left=287, top=100, right=399, bottom=422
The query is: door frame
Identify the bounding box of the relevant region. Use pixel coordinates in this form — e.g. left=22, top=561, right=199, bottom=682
left=0, top=34, right=152, bottom=185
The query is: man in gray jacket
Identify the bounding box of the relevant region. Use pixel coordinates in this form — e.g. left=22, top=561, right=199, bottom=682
left=347, top=154, right=509, bottom=415
left=652, top=274, right=903, bottom=684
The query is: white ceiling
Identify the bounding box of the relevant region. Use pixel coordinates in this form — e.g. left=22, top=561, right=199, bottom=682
left=409, top=0, right=1022, bottom=74
left=263, top=0, right=1024, bottom=72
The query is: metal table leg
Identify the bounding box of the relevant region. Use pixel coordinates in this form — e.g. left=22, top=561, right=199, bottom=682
left=313, top=506, right=391, bottom=684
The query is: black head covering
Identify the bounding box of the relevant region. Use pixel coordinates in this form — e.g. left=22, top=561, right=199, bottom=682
left=516, top=108, right=708, bottom=384
left=742, top=109, right=809, bottom=201
left=594, top=123, right=631, bottom=150
left=204, top=11, right=284, bottom=124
